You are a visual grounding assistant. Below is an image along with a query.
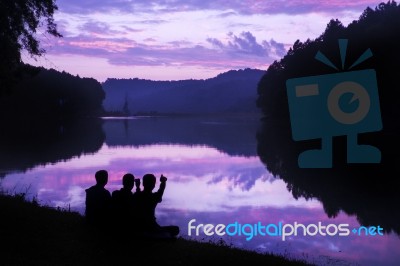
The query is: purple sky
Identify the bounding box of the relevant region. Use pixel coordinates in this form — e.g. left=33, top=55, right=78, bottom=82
left=23, top=0, right=382, bottom=81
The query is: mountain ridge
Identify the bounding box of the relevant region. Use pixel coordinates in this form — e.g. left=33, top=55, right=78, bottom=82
left=102, top=68, right=265, bottom=115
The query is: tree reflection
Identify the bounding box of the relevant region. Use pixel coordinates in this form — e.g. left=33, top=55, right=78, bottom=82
left=255, top=2, right=400, bottom=236
left=256, top=118, right=400, bottom=235
left=0, top=119, right=105, bottom=177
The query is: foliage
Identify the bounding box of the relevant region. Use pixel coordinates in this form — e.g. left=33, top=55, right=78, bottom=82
left=257, top=1, right=400, bottom=124
left=0, top=65, right=105, bottom=119
left=256, top=1, right=400, bottom=235
left=0, top=0, right=61, bottom=94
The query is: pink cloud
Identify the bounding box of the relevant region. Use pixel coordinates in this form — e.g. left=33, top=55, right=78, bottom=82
left=44, top=31, right=284, bottom=69
left=57, top=0, right=382, bottom=15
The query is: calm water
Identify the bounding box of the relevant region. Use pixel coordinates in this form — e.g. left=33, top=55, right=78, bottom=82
left=1, top=116, right=399, bottom=266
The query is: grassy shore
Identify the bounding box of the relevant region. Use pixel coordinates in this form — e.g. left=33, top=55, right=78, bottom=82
left=0, top=193, right=312, bottom=265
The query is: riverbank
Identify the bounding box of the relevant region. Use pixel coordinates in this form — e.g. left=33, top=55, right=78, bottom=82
left=0, top=193, right=312, bottom=265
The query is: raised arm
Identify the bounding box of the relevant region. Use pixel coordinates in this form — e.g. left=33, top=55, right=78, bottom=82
left=134, top=178, right=141, bottom=193
left=155, top=175, right=167, bottom=202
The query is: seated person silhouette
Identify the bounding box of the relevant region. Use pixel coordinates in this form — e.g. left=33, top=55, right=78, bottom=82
left=136, top=174, right=179, bottom=238
left=111, top=173, right=141, bottom=230
left=85, top=170, right=112, bottom=226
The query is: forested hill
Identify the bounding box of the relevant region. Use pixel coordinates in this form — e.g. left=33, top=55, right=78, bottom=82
left=257, top=1, right=400, bottom=125
left=102, top=68, right=265, bottom=115
left=0, top=65, right=105, bottom=119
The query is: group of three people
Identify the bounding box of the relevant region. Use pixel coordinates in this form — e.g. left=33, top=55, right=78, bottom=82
left=85, top=169, right=179, bottom=238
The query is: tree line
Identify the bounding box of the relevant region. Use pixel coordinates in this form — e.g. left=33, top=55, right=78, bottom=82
left=1, top=0, right=104, bottom=119
left=0, top=65, right=104, bottom=119
left=257, top=1, right=400, bottom=127
left=256, top=1, right=400, bottom=235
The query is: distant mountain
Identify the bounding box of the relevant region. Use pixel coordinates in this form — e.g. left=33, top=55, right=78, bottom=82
left=102, top=68, right=265, bottom=115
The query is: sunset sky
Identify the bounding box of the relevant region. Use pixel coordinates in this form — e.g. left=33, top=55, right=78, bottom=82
left=22, top=0, right=383, bottom=82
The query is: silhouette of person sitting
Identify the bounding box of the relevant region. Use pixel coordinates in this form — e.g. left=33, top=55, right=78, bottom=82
left=136, top=174, right=179, bottom=238
left=111, top=173, right=140, bottom=229
left=85, top=170, right=112, bottom=226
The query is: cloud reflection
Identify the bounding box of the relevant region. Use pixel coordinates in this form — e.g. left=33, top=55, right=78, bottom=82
left=160, top=206, right=400, bottom=266
left=2, top=143, right=399, bottom=265
left=1, top=144, right=321, bottom=213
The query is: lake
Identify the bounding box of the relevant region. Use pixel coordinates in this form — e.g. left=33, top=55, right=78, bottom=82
left=1, top=115, right=399, bottom=266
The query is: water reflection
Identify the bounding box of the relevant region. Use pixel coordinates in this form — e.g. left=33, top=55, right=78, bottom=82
left=0, top=118, right=104, bottom=176
left=0, top=116, right=399, bottom=265
left=103, top=115, right=260, bottom=157
left=2, top=144, right=310, bottom=211
left=256, top=118, right=400, bottom=235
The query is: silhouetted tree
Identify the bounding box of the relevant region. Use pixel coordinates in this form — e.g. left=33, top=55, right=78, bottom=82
left=257, top=1, right=400, bottom=123
left=256, top=1, right=400, bottom=234
left=0, top=67, right=105, bottom=119
left=0, top=0, right=62, bottom=94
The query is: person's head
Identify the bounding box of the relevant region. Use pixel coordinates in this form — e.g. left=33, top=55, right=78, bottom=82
left=142, top=174, right=156, bottom=191
left=95, top=170, right=108, bottom=187
left=122, top=173, right=135, bottom=191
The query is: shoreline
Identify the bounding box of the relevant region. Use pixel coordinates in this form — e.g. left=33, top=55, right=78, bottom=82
left=0, top=193, right=312, bottom=265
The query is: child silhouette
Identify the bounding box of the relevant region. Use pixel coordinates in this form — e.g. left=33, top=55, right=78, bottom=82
left=112, top=173, right=141, bottom=230
left=136, top=174, right=179, bottom=238
left=85, top=170, right=112, bottom=226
